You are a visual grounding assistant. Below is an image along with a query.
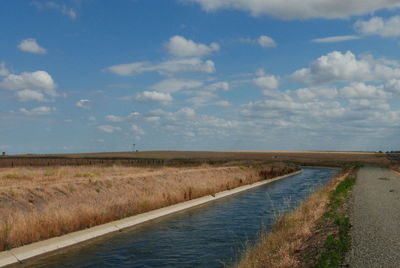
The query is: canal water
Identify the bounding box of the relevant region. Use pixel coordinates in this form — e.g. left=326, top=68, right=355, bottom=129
left=22, top=168, right=337, bottom=268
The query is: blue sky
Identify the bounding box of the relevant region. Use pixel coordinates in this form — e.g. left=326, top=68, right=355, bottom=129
left=1, top=0, right=400, bottom=154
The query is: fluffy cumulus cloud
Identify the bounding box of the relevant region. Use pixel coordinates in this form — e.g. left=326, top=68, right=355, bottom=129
left=340, top=82, right=390, bottom=99
left=186, top=81, right=230, bottom=106
left=253, top=70, right=279, bottom=96
left=16, top=89, right=47, bottom=102
left=150, top=78, right=203, bottom=92
left=107, top=58, right=215, bottom=76
left=97, top=125, right=122, bottom=133
left=295, top=87, right=338, bottom=101
left=18, top=39, right=47, bottom=54
left=184, top=0, right=400, bottom=20
left=311, top=35, right=360, bottom=43
left=0, top=70, right=58, bottom=102
left=254, top=74, right=279, bottom=90
left=385, top=79, right=400, bottom=95
left=354, top=16, right=400, bottom=37
left=166, top=35, right=219, bottom=57
left=145, top=107, right=240, bottom=138
left=20, top=106, right=55, bottom=116
left=135, top=91, right=173, bottom=105
left=75, top=99, right=92, bottom=109
left=292, top=51, right=400, bottom=85
left=241, top=82, right=395, bottom=131
left=228, top=49, right=400, bottom=150
left=1, top=71, right=57, bottom=94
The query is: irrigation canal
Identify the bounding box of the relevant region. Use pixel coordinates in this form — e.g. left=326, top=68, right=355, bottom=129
left=20, top=168, right=337, bottom=268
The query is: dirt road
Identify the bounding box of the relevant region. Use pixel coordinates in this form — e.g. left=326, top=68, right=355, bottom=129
left=347, top=167, right=400, bottom=267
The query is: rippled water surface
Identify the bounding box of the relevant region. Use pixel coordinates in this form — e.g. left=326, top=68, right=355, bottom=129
left=23, top=168, right=337, bottom=268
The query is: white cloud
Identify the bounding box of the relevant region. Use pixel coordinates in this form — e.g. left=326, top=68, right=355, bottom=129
left=75, top=99, right=91, bottom=110
left=186, top=81, right=231, bottom=106
left=18, top=39, right=47, bottom=54
left=32, top=1, right=77, bottom=20
left=130, top=124, right=145, bottom=135
left=88, top=116, right=96, bottom=121
left=311, top=35, right=361, bottom=43
left=97, top=125, right=122, bottom=133
left=355, top=16, right=400, bottom=37
left=295, top=87, right=338, bottom=101
left=258, top=35, right=276, bottom=47
left=150, top=78, right=203, bottom=93
left=20, top=106, right=55, bottom=116
left=144, top=116, right=160, bottom=122
left=177, top=107, right=196, bottom=117
left=385, top=79, right=400, bottom=95
left=1, top=70, right=58, bottom=102
left=291, top=51, right=400, bottom=85
left=16, top=89, right=47, bottom=102
left=205, top=81, right=230, bottom=91
left=254, top=72, right=279, bottom=90
left=240, top=35, right=276, bottom=48
left=148, top=108, right=241, bottom=138
left=105, top=115, right=125, bottom=123
left=184, top=0, right=400, bottom=20
left=135, top=91, right=173, bottom=105
left=166, top=35, right=219, bottom=57
left=187, top=91, right=217, bottom=106
left=1, top=70, right=57, bottom=95
left=0, top=62, right=9, bottom=76
left=340, top=82, right=390, bottom=99
left=107, top=58, right=215, bottom=76
left=348, top=98, right=390, bottom=111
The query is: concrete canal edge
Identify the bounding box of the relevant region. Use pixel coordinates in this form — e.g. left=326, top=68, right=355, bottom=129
left=0, top=170, right=302, bottom=267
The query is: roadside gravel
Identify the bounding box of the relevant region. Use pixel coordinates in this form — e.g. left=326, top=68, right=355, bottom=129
left=347, top=166, right=400, bottom=267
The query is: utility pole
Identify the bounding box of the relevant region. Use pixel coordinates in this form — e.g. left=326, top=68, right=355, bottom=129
left=133, top=143, right=136, bottom=152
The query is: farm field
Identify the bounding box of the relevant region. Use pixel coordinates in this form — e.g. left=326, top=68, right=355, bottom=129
left=0, top=150, right=394, bottom=168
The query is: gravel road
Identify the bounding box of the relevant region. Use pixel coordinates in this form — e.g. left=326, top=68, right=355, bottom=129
left=347, top=167, right=400, bottom=267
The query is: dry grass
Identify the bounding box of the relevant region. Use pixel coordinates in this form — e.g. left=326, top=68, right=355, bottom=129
left=236, top=169, right=352, bottom=268
left=2, top=150, right=391, bottom=168
left=0, top=163, right=297, bottom=251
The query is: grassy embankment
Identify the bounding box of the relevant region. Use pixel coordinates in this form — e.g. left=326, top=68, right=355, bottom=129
left=0, top=162, right=298, bottom=251
left=237, top=167, right=357, bottom=268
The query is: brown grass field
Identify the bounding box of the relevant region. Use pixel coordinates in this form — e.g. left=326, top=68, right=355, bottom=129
left=0, top=162, right=297, bottom=251
left=0, top=150, right=395, bottom=168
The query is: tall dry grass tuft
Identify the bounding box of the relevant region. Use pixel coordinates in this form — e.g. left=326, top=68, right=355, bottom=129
left=236, top=169, right=352, bottom=268
left=0, top=164, right=298, bottom=251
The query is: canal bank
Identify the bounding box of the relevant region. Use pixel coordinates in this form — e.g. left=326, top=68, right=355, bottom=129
left=7, top=168, right=337, bottom=268
left=0, top=170, right=302, bottom=267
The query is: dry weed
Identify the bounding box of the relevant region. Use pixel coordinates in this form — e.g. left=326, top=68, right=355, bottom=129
left=0, top=164, right=297, bottom=251
left=236, top=170, right=351, bottom=268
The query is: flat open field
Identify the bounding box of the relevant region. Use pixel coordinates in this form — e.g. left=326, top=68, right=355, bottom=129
left=1, top=150, right=394, bottom=168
